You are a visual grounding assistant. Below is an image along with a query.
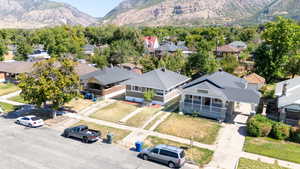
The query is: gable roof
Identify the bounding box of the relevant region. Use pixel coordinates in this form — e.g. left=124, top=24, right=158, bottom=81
left=216, top=45, right=240, bottom=53
left=275, top=77, right=300, bottom=108
left=183, top=71, right=261, bottom=104
left=244, top=73, right=266, bottom=84
left=75, top=63, right=98, bottom=77
left=228, top=41, right=247, bottom=49
left=0, top=61, right=34, bottom=74
left=123, top=68, right=190, bottom=90
left=156, top=42, right=189, bottom=52
left=81, top=67, right=139, bottom=86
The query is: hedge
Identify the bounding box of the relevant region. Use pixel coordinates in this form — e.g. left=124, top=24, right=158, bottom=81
left=247, top=115, right=273, bottom=137
left=271, top=122, right=290, bottom=140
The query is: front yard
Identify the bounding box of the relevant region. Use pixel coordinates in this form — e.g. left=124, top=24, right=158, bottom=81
left=64, top=98, right=95, bottom=112
left=244, top=137, right=300, bottom=164
left=0, top=83, right=19, bottom=96
left=125, top=107, right=160, bottom=127
left=155, top=114, right=221, bottom=144
left=8, top=95, right=28, bottom=103
left=0, top=102, right=17, bottom=113
left=74, top=120, right=131, bottom=143
left=89, top=101, right=138, bottom=123
left=144, top=136, right=213, bottom=167
left=238, top=158, right=288, bottom=169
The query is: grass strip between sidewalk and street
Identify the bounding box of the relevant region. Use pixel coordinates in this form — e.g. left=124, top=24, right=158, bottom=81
left=238, top=157, right=289, bottom=169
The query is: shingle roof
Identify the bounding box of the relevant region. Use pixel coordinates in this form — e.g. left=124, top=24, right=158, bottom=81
left=183, top=71, right=261, bottom=104
left=244, top=73, right=266, bottom=84
left=0, top=61, right=34, bottom=74
left=216, top=45, right=240, bottom=53
left=123, top=68, right=190, bottom=90
left=156, top=42, right=189, bottom=52
left=275, top=77, right=300, bottom=108
left=75, top=63, right=98, bottom=77
left=81, top=67, right=140, bottom=86
left=228, top=41, right=247, bottom=49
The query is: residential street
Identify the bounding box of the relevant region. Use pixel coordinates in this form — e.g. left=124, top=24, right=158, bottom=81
left=0, top=118, right=195, bottom=169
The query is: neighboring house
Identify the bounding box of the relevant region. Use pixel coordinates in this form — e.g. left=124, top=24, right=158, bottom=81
left=81, top=67, right=139, bottom=99
left=118, top=63, right=143, bottom=74
left=83, top=44, right=96, bottom=56
left=123, top=68, right=190, bottom=105
left=155, top=41, right=194, bottom=57
left=144, top=36, right=159, bottom=53
left=75, top=63, right=98, bottom=77
left=243, top=73, right=266, bottom=90
left=275, top=77, right=300, bottom=125
left=228, top=41, right=247, bottom=50
left=27, top=49, right=51, bottom=62
left=0, top=61, right=34, bottom=82
left=215, top=45, right=241, bottom=58
left=180, top=71, right=261, bottom=121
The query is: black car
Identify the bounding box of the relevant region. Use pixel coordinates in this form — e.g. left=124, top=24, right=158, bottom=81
left=63, top=125, right=101, bottom=143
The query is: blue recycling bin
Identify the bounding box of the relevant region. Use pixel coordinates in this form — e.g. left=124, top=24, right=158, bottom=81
left=135, top=141, right=144, bottom=152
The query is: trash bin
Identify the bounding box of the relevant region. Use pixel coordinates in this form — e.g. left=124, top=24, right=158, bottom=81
left=135, top=141, right=144, bottom=152
left=107, top=133, right=113, bottom=144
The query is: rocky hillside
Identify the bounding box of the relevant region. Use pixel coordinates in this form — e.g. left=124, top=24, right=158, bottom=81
left=0, top=0, right=97, bottom=29
left=102, top=0, right=299, bottom=26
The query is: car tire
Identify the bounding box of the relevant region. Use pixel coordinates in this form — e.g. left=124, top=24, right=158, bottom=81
left=64, top=132, right=69, bottom=138
left=168, top=162, right=176, bottom=168
left=142, top=154, right=148, bottom=161
left=83, top=137, right=89, bottom=143
left=16, top=120, right=20, bottom=124
left=28, top=124, right=33, bottom=128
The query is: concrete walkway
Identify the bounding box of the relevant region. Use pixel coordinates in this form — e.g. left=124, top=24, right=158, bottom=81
left=204, top=114, right=248, bottom=169
left=79, top=99, right=116, bottom=116
left=0, top=90, right=25, bottom=106
left=241, top=152, right=300, bottom=169
left=119, top=108, right=143, bottom=123
left=0, top=90, right=21, bottom=99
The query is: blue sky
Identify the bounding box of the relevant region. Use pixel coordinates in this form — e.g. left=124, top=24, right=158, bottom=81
left=53, top=0, right=123, bottom=17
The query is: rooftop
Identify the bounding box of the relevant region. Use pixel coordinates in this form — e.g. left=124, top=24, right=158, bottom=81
left=244, top=73, right=266, bottom=84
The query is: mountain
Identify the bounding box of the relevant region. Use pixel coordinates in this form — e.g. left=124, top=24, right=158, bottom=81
left=102, top=0, right=300, bottom=26
left=0, top=0, right=97, bottom=29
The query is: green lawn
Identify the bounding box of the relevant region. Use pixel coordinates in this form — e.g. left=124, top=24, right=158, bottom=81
left=244, top=137, right=300, bottom=164
left=0, top=83, right=19, bottom=96
left=0, top=102, right=17, bottom=113
left=89, top=101, right=138, bottom=123
left=238, top=158, right=289, bottom=169
left=74, top=120, right=131, bottom=143
left=8, top=95, right=28, bottom=103
left=144, top=136, right=213, bottom=167
left=155, top=113, right=221, bottom=144
left=126, top=107, right=160, bottom=127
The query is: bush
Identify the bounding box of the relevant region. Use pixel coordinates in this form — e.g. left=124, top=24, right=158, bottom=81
left=247, top=115, right=273, bottom=137
left=290, top=127, right=300, bottom=143
left=271, top=122, right=290, bottom=140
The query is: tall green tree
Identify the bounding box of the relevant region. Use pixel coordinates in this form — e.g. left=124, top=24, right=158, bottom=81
left=91, top=48, right=109, bottom=69
left=15, top=38, right=33, bottom=61
left=18, top=58, right=81, bottom=118
left=158, top=50, right=186, bottom=73
left=220, top=55, right=239, bottom=74
left=254, top=17, right=300, bottom=82
left=0, top=39, right=7, bottom=61
left=286, top=54, right=300, bottom=78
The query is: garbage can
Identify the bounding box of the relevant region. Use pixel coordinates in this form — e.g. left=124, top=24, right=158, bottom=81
left=107, top=133, right=113, bottom=144
left=135, top=141, right=144, bottom=152
left=92, top=97, right=97, bottom=102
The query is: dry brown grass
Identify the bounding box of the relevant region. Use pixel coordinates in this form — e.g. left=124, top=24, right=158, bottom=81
left=144, top=136, right=213, bottom=167
left=126, top=107, right=160, bottom=127
left=74, top=120, right=131, bottom=143
left=89, top=101, right=138, bottom=123
left=64, top=98, right=95, bottom=112
left=155, top=114, right=221, bottom=144
left=144, top=111, right=168, bottom=130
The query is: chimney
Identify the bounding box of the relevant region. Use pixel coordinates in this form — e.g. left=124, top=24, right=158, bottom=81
left=282, top=82, right=288, bottom=96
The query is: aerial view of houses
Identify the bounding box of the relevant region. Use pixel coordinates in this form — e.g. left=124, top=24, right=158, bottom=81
left=0, top=1, right=299, bottom=169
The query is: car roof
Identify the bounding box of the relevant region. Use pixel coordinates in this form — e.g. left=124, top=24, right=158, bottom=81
left=24, top=115, right=36, bottom=118
left=155, top=144, right=183, bottom=153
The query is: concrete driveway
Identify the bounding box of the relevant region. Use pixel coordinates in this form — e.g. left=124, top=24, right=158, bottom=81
left=0, top=118, right=194, bottom=169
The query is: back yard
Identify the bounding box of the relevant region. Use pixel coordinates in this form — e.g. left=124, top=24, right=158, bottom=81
left=144, top=136, right=213, bottom=167
left=238, top=158, right=289, bottom=169
left=89, top=101, right=138, bottom=123
left=0, top=83, right=19, bottom=96
left=155, top=113, right=221, bottom=144
left=244, top=137, right=300, bottom=164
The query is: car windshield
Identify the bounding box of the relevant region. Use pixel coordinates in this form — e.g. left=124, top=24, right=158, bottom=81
left=31, top=117, right=40, bottom=121
left=180, top=150, right=185, bottom=158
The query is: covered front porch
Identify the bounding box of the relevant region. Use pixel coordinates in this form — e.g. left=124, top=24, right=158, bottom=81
left=83, top=81, right=126, bottom=99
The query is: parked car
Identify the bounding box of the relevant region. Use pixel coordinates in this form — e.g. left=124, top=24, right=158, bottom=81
left=139, top=144, right=186, bottom=168
left=63, top=125, right=101, bottom=143
left=16, top=115, right=44, bottom=127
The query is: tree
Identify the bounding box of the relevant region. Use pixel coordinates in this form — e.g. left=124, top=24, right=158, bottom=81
left=18, top=58, right=81, bottom=118
left=109, top=40, right=140, bottom=64
left=254, top=17, right=300, bottom=82
left=15, top=38, right=33, bottom=61
left=139, top=55, right=158, bottom=73
left=286, top=54, right=300, bottom=78
left=158, top=50, right=186, bottom=73
left=91, top=48, right=109, bottom=69
left=220, top=55, right=239, bottom=74
left=143, top=89, right=155, bottom=105
left=0, top=39, right=7, bottom=61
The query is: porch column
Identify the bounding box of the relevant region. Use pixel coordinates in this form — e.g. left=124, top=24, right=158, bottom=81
left=210, top=98, right=212, bottom=112
left=200, top=96, right=202, bottom=111
left=279, top=108, right=286, bottom=122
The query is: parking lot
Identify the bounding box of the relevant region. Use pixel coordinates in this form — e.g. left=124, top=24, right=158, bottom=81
left=0, top=118, right=196, bottom=169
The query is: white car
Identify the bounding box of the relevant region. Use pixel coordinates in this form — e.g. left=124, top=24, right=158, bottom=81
left=16, top=115, right=44, bottom=127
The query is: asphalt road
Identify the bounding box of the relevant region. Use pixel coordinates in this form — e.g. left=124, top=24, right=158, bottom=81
left=0, top=118, right=194, bottom=169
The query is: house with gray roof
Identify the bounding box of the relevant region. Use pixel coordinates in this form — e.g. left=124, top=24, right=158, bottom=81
left=155, top=41, right=194, bottom=57
left=275, top=77, right=300, bottom=125
left=123, top=68, right=190, bottom=105
left=81, top=66, right=140, bottom=99
left=180, top=71, right=261, bottom=121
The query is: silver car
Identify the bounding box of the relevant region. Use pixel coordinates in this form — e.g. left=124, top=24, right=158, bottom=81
left=140, top=144, right=186, bottom=168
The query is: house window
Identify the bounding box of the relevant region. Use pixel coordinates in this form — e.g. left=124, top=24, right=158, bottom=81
left=203, top=97, right=211, bottom=106
left=133, top=86, right=143, bottom=92
left=184, top=95, right=193, bottom=103
left=212, top=98, right=223, bottom=107
left=155, top=89, right=164, bottom=96
left=193, top=96, right=201, bottom=105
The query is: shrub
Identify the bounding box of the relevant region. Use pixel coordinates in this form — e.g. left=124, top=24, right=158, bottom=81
left=271, top=122, right=290, bottom=140
left=290, top=127, right=300, bottom=143
left=247, top=115, right=273, bottom=137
